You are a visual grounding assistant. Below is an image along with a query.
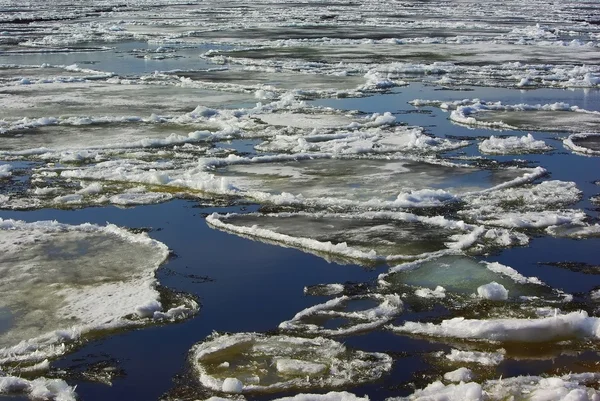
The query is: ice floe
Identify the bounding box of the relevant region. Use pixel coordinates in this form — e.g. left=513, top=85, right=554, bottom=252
left=411, top=99, right=600, bottom=131
left=211, top=156, right=546, bottom=210
left=0, top=218, right=197, bottom=367
left=563, top=133, right=600, bottom=156
left=479, top=134, right=552, bottom=155
left=206, top=211, right=527, bottom=265
left=279, top=293, right=402, bottom=336
left=445, top=349, right=505, bottom=366
left=443, top=367, right=474, bottom=383
left=190, top=333, right=392, bottom=394
left=389, top=311, right=600, bottom=342
left=378, top=256, right=548, bottom=300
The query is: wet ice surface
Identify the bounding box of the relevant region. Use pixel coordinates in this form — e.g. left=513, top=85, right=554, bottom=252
left=1, top=0, right=600, bottom=400
left=0, top=219, right=198, bottom=371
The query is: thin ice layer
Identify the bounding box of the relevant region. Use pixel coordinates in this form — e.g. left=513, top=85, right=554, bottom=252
left=389, top=311, right=600, bottom=342
left=279, top=294, right=402, bottom=336
left=0, top=218, right=196, bottom=366
left=378, top=255, right=547, bottom=299
left=191, top=333, right=392, bottom=394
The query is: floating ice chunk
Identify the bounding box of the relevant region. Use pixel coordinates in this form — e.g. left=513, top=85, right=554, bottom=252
left=304, top=284, right=345, bottom=296
left=389, top=311, right=600, bottom=342
left=462, top=180, right=582, bottom=227
left=443, top=367, right=474, bottom=382
left=206, top=211, right=483, bottom=264
left=380, top=256, right=547, bottom=299
left=478, top=210, right=587, bottom=229
left=0, top=218, right=196, bottom=366
left=479, top=134, right=552, bottom=155
left=415, top=286, right=446, bottom=299
left=77, top=182, right=103, bottom=195
left=394, top=373, right=600, bottom=401
left=109, top=189, right=173, bottom=206
left=418, top=99, right=600, bottom=131
left=445, top=349, right=505, bottom=366
left=191, top=333, right=392, bottom=393
left=279, top=293, right=402, bottom=336
left=546, top=223, right=600, bottom=238
left=477, top=282, right=508, bottom=301
left=203, top=392, right=369, bottom=401
left=483, top=262, right=543, bottom=285
left=135, top=300, right=162, bottom=318
left=563, top=133, right=600, bottom=156
left=52, top=193, right=83, bottom=204
left=265, top=392, right=370, bottom=401
left=215, top=156, right=540, bottom=210
left=222, top=378, right=244, bottom=394
left=0, top=376, right=76, bottom=401
left=390, top=380, right=483, bottom=401
left=0, top=164, right=12, bottom=178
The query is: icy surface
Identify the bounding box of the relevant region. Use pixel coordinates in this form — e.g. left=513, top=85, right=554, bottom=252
left=445, top=349, right=505, bottom=366
left=479, top=134, right=551, bottom=155
left=390, top=311, right=600, bottom=342
left=0, top=218, right=196, bottom=366
left=279, top=293, right=403, bottom=336
left=477, top=282, right=509, bottom=301
left=0, top=375, right=77, bottom=401
left=392, top=373, right=600, bottom=401
left=564, top=133, right=600, bottom=156
left=191, top=333, right=392, bottom=394
left=206, top=211, right=496, bottom=264
left=443, top=367, right=474, bottom=383
left=1, top=0, right=600, bottom=398
left=379, top=256, right=547, bottom=299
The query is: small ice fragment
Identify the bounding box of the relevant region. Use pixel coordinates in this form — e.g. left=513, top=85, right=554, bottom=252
left=415, top=286, right=446, bottom=299
left=276, top=358, right=328, bottom=375
left=477, top=282, right=508, bottom=301
left=222, top=377, right=243, bottom=394
left=444, top=367, right=474, bottom=382
left=135, top=300, right=162, bottom=318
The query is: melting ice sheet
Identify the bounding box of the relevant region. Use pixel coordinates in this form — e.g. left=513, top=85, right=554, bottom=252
left=0, top=218, right=197, bottom=368
left=206, top=211, right=528, bottom=265
left=206, top=211, right=471, bottom=263
left=215, top=157, right=541, bottom=208
left=191, top=333, right=392, bottom=394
